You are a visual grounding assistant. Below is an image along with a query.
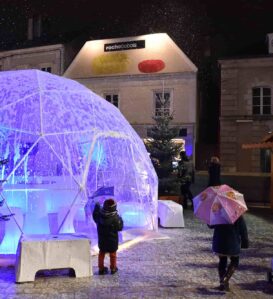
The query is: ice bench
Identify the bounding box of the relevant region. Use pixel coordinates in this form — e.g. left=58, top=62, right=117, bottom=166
left=158, top=199, right=185, bottom=228
left=15, top=234, right=92, bottom=282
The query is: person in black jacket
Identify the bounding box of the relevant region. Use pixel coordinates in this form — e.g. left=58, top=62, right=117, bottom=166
left=177, top=151, right=195, bottom=209
left=93, top=198, right=123, bottom=275
left=209, top=216, right=249, bottom=291
left=207, top=156, right=221, bottom=187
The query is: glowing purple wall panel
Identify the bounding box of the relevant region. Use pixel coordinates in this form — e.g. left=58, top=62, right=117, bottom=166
left=0, top=70, right=158, bottom=254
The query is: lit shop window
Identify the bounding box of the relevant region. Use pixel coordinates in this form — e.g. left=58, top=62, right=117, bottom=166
left=104, top=94, right=119, bottom=108
left=252, top=87, right=271, bottom=115
left=154, top=91, right=172, bottom=117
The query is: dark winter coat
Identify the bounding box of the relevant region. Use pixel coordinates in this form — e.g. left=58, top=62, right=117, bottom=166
left=209, top=216, right=249, bottom=256
left=178, top=160, right=194, bottom=185
left=208, top=162, right=221, bottom=186
left=93, top=203, right=123, bottom=253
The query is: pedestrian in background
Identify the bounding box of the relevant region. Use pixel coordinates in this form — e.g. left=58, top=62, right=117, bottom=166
left=178, top=151, right=195, bottom=209
left=208, top=156, right=221, bottom=187
left=93, top=198, right=123, bottom=275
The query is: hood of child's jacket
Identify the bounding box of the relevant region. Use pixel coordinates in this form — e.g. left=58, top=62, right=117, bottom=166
left=99, top=212, right=118, bottom=225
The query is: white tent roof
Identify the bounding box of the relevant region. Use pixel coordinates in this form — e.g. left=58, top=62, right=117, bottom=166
left=64, top=33, right=197, bottom=78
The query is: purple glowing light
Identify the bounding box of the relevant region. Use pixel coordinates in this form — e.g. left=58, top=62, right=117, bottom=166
left=0, top=70, right=158, bottom=254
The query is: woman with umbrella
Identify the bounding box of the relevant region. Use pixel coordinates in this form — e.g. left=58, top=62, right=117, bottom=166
left=193, top=186, right=249, bottom=291
left=209, top=213, right=249, bottom=291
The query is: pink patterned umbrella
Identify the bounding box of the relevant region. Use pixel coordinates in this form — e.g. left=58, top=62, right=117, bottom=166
left=193, top=184, right=248, bottom=225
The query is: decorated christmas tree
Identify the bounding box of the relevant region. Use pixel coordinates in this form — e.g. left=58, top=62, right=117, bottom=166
left=145, top=114, right=181, bottom=195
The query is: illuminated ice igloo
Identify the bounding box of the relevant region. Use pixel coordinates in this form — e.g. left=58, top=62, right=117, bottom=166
left=0, top=70, right=158, bottom=254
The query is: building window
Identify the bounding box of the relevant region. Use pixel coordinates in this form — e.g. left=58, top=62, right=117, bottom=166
left=41, top=67, right=52, bottom=73
left=252, top=87, right=271, bottom=115
left=104, top=94, right=119, bottom=108
left=154, top=91, right=172, bottom=117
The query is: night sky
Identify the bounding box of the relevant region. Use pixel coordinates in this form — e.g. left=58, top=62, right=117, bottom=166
left=1, top=0, right=273, bottom=60
left=0, top=0, right=273, bottom=143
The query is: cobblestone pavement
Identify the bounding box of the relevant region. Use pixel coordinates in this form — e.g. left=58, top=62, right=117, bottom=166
left=0, top=207, right=272, bottom=299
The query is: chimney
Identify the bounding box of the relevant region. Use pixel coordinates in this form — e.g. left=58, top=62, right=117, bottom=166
left=27, top=15, right=42, bottom=40
left=27, top=18, right=33, bottom=40
left=33, top=15, right=42, bottom=39
left=266, top=33, right=273, bottom=54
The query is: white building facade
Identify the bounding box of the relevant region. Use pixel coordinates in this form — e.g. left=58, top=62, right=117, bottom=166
left=64, top=33, right=197, bottom=158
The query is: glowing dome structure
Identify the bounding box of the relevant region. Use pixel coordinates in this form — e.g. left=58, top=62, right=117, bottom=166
left=0, top=70, right=158, bottom=254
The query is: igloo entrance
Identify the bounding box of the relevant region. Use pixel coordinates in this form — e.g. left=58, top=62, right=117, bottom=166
left=0, top=70, right=158, bottom=254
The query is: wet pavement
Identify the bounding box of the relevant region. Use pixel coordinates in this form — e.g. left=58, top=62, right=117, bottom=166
left=0, top=206, right=272, bottom=298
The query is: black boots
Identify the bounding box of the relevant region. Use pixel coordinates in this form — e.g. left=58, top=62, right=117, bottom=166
left=223, top=264, right=236, bottom=283
left=218, top=269, right=226, bottom=283
left=219, top=281, right=230, bottom=292
left=98, top=267, right=109, bottom=275
left=218, top=269, right=227, bottom=291
left=219, top=265, right=237, bottom=291
left=111, top=267, right=118, bottom=275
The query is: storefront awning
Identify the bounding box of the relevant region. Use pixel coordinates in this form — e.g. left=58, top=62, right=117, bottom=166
left=242, top=132, right=273, bottom=149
